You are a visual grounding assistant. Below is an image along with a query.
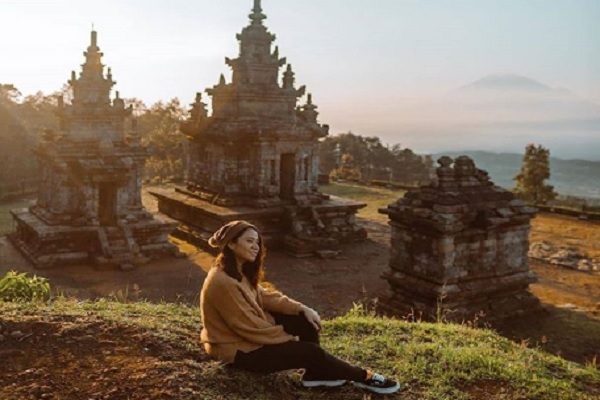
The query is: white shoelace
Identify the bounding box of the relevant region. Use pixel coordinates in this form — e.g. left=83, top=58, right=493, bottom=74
left=371, top=373, right=386, bottom=384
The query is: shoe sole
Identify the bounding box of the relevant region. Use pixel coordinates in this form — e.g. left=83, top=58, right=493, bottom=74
left=352, top=381, right=401, bottom=394
left=302, top=379, right=346, bottom=388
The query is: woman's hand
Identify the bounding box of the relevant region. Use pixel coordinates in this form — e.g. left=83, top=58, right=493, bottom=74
left=300, top=305, right=322, bottom=331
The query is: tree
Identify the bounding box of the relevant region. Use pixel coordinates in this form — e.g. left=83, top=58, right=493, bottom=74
left=0, top=86, right=58, bottom=196
left=513, top=144, right=557, bottom=205
left=318, top=132, right=433, bottom=184
left=330, top=153, right=361, bottom=181
left=124, top=97, right=147, bottom=117
left=137, top=98, right=187, bottom=182
left=0, top=84, right=22, bottom=104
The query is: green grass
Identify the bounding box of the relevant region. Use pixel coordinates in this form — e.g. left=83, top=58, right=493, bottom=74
left=320, top=182, right=405, bottom=222
left=1, top=298, right=598, bottom=400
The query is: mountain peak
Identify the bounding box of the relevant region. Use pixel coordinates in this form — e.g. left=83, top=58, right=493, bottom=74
left=459, top=74, right=553, bottom=93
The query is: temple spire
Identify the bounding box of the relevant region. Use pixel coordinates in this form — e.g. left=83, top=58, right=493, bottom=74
left=249, top=0, right=266, bottom=25
left=301, top=93, right=319, bottom=123
left=282, top=64, right=295, bottom=90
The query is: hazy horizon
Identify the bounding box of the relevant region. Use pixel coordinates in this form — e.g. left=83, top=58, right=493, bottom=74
left=1, top=0, right=599, bottom=159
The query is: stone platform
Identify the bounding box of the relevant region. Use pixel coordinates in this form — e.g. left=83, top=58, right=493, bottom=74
left=150, top=186, right=367, bottom=256
left=9, top=208, right=178, bottom=269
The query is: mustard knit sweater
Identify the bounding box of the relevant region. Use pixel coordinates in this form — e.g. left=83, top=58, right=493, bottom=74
left=200, top=266, right=304, bottom=364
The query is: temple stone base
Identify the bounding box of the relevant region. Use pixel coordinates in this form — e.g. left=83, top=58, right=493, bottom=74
left=150, top=186, right=367, bottom=256
left=379, top=257, right=541, bottom=322
left=9, top=208, right=179, bottom=270
left=379, top=156, right=542, bottom=322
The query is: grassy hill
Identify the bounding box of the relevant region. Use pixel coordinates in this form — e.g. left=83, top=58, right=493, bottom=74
left=1, top=298, right=598, bottom=400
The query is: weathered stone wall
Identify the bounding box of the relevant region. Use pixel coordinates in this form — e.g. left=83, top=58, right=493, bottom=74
left=389, top=226, right=532, bottom=283
left=33, top=139, right=147, bottom=225
left=380, top=156, right=541, bottom=321
left=69, top=118, right=124, bottom=142
left=283, top=202, right=367, bottom=256
left=186, top=139, right=320, bottom=206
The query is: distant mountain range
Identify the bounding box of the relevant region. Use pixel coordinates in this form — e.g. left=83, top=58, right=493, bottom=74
left=431, top=150, right=600, bottom=199
left=371, top=74, right=600, bottom=161
left=450, top=74, right=600, bottom=122
left=457, top=74, right=570, bottom=94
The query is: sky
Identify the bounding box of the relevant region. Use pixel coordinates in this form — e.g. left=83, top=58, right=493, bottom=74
left=1, top=0, right=599, bottom=158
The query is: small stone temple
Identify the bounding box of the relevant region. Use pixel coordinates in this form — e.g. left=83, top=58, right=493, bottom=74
left=379, top=156, right=541, bottom=321
left=10, top=31, right=177, bottom=269
left=151, top=0, right=366, bottom=255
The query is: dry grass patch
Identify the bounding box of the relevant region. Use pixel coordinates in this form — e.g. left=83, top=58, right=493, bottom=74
left=320, top=182, right=404, bottom=223
left=531, top=212, right=600, bottom=260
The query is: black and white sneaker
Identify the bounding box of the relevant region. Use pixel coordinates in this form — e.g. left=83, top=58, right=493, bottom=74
left=301, top=378, right=346, bottom=388
left=353, top=372, right=401, bottom=394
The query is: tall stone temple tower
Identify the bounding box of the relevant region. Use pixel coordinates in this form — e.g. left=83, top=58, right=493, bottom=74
left=152, top=0, right=367, bottom=255
left=10, top=31, right=177, bottom=269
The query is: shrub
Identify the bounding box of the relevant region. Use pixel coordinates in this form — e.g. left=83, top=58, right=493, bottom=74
left=0, top=270, right=51, bottom=301
left=513, top=144, right=557, bottom=205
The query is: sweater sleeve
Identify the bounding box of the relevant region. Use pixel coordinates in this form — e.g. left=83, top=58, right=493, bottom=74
left=208, top=279, right=296, bottom=345
left=259, top=285, right=303, bottom=315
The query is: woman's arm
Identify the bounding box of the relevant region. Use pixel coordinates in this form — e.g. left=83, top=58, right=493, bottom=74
left=207, top=281, right=296, bottom=345
left=259, top=285, right=303, bottom=315
left=259, top=286, right=322, bottom=331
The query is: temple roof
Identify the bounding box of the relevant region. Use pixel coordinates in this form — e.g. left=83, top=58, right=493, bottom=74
left=57, top=30, right=133, bottom=141
left=187, top=0, right=327, bottom=139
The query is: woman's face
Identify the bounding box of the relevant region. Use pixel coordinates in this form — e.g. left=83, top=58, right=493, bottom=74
left=228, top=228, right=260, bottom=264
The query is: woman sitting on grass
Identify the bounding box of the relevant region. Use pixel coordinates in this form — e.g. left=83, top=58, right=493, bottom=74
left=200, top=220, right=400, bottom=395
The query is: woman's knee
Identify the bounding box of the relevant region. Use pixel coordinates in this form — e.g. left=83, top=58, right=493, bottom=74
left=298, top=315, right=320, bottom=343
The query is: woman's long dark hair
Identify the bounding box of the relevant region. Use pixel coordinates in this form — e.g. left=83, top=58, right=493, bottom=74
left=216, top=227, right=265, bottom=288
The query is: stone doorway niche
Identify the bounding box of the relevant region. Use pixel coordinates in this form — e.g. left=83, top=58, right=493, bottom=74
left=280, top=153, right=295, bottom=201
left=98, top=182, right=118, bottom=226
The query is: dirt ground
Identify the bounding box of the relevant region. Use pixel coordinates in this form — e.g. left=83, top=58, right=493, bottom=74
left=1, top=213, right=599, bottom=368
left=0, top=315, right=213, bottom=400
left=0, top=220, right=390, bottom=318
left=0, top=220, right=396, bottom=400
left=1, top=214, right=600, bottom=399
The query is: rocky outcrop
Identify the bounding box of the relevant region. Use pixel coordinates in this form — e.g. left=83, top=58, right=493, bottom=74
left=529, top=241, right=600, bottom=271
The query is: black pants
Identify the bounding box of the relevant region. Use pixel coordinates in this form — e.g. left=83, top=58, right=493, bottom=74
left=232, top=312, right=367, bottom=382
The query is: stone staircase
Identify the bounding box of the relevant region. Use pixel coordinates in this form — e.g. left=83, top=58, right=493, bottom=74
left=96, top=226, right=146, bottom=270
left=283, top=205, right=340, bottom=257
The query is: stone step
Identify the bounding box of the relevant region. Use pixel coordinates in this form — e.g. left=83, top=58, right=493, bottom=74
left=110, top=246, right=128, bottom=254
left=112, top=254, right=134, bottom=264
left=114, top=252, right=133, bottom=259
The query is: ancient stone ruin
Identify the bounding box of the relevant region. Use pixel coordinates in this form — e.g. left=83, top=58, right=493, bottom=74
left=379, top=156, right=541, bottom=321
left=151, top=0, right=366, bottom=256
left=10, top=31, right=177, bottom=269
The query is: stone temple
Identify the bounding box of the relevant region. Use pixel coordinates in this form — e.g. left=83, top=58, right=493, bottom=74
left=10, top=31, right=177, bottom=269
left=151, top=0, right=367, bottom=256
left=379, top=156, right=541, bottom=321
